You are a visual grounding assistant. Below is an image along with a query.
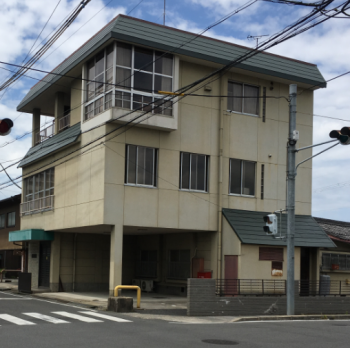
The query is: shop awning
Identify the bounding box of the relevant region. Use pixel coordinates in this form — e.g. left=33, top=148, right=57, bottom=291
left=223, top=209, right=336, bottom=248
left=9, top=229, right=54, bottom=242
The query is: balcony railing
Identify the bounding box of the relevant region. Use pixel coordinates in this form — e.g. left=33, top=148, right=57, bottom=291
left=35, top=123, right=54, bottom=144
left=58, top=114, right=70, bottom=132
left=20, top=195, right=54, bottom=216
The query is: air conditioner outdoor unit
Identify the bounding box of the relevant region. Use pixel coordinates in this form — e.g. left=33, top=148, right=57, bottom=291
left=132, top=279, right=141, bottom=286
left=140, top=280, right=154, bottom=292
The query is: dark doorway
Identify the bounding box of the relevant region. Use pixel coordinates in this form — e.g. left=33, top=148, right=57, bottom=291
left=39, top=241, right=51, bottom=288
left=300, top=247, right=310, bottom=296
left=224, top=255, right=238, bottom=295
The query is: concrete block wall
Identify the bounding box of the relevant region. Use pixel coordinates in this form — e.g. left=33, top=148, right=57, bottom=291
left=188, top=279, right=350, bottom=316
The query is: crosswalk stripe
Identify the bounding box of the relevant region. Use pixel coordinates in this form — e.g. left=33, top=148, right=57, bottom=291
left=0, top=314, right=35, bottom=325
left=79, top=311, right=132, bottom=322
left=23, top=313, right=70, bottom=324
left=52, top=311, right=103, bottom=323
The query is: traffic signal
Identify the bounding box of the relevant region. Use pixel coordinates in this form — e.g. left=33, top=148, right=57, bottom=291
left=329, top=128, right=350, bottom=145
left=263, top=214, right=278, bottom=235
left=0, top=118, right=13, bottom=136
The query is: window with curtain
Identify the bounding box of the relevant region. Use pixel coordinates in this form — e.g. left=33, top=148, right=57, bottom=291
left=229, top=159, right=256, bottom=196
left=85, top=42, right=174, bottom=121
left=24, top=168, right=55, bottom=202
left=227, top=81, right=259, bottom=116
left=7, top=212, right=15, bottom=227
left=125, top=145, right=158, bottom=187
left=180, top=152, right=209, bottom=192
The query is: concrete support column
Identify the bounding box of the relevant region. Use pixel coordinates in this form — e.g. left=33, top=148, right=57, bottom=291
left=28, top=242, right=39, bottom=288
left=50, top=233, right=61, bottom=292
left=109, top=225, right=123, bottom=296
left=32, top=108, right=41, bottom=147
left=54, top=92, right=65, bottom=134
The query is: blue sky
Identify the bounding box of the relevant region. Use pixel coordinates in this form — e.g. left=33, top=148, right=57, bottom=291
left=0, top=0, right=349, bottom=220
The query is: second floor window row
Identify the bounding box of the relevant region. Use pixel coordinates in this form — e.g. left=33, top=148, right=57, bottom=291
left=85, top=42, right=174, bottom=121
left=24, top=168, right=55, bottom=202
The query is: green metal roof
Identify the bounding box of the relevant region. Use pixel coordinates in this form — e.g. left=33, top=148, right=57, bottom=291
left=9, top=229, right=54, bottom=242
left=18, top=122, right=81, bottom=168
left=223, top=208, right=335, bottom=248
left=17, top=15, right=325, bottom=111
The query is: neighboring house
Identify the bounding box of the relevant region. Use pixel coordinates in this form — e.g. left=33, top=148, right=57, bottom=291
left=315, top=217, right=350, bottom=282
left=0, top=195, right=22, bottom=272
left=10, top=15, right=333, bottom=294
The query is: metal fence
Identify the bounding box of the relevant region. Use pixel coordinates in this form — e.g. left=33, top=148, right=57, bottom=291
left=216, top=279, right=286, bottom=296
left=35, top=123, right=54, bottom=144
left=59, top=114, right=70, bottom=132
left=215, top=279, right=350, bottom=297
left=299, top=280, right=350, bottom=296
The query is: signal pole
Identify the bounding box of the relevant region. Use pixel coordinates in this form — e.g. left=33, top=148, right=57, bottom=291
left=286, top=84, right=297, bottom=315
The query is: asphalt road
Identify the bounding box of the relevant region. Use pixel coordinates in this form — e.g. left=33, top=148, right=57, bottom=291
left=0, top=290, right=349, bottom=348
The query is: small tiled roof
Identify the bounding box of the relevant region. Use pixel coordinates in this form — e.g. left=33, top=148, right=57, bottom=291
left=314, top=217, right=350, bottom=243
left=223, top=209, right=335, bottom=248
left=18, top=122, right=81, bottom=168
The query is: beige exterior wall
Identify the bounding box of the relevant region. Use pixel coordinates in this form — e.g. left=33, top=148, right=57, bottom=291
left=21, top=51, right=315, bottom=290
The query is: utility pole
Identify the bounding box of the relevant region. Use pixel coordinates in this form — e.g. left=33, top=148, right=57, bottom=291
left=287, top=84, right=297, bottom=315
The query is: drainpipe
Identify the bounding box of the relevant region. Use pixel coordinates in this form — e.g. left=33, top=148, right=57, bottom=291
left=217, top=75, right=225, bottom=281
left=72, top=234, right=77, bottom=292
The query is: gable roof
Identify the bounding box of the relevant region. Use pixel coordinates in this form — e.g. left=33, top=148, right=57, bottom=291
left=18, top=122, right=81, bottom=168
left=223, top=208, right=335, bottom=248
left=17, top=15, right=325, bottom=112
left=314, top=217, right=350, bottom=244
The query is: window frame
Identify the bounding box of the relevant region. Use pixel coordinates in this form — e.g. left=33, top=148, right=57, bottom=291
left=179, top=152, right=209, bottom=193
left=0, top=214, right=6, bottom=229
left=167, top=249, right=191, bottom=280
left=259, top=247, right=284, bottom=262
left=84, top=42, right=174, bottom=121
left=227, top=80, right=260, bottom=117
left=7, top=212, right=15, bottom=228
left=135, top=250, right=158, bottom=278
left=24, top=168, right=55, bottom=203
left=125, top=144, right=158, bottom=188
left=229, top=158, right=256, bottom=197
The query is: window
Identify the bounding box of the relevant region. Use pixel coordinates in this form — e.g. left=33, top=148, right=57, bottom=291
left=136, top=250, right=157, bottom=278
left=0, top=214, right=5, bottom=228
left=259, top=247, right=284, bottom=261
left=272, top=261, right=283, bottom=276
left=261, top=164, right=264, bottom=200
left=22, top=169, right=55, bottom=215
left=180, top=153, right=209, bottom=192
left=227, top=81, right=259, bottom=116
left=168, top=250, right=191, bottom=280
left=125, top=145, right=158, bottom=187
left=7, top=212, right=15, bottom=227
left=322, top=253, right=350, bottom=271
left=229, top=159, right=255, bottom=196
left=84, top=42, right=174, bottom=121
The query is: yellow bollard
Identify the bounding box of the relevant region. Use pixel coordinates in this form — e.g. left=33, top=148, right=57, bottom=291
left=114, top=285, right=141, bottom=309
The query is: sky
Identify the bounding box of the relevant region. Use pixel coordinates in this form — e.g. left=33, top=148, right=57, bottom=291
left=0, top=0, right=349, bottom=221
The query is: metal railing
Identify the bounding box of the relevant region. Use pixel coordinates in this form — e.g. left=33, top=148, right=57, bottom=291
left=216, top=279, right=286, bottom=296
left=299, top=280, right=350, bottom=296
left=20, top=195, right=54, bottom=216
left=58, top=114, right=70, bottom=132
left=35, top=123, right=54, bottom=144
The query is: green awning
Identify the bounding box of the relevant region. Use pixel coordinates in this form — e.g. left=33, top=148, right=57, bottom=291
left=9, top=229, right=54, bottom=242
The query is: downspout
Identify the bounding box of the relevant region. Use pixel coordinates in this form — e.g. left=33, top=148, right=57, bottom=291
left=217, top=75, right=225, bottom=281
left=72, top=233, right=77, bottom=292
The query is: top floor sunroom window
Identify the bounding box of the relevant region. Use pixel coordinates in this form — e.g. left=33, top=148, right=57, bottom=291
left=84, top=42, right=174, bottom=121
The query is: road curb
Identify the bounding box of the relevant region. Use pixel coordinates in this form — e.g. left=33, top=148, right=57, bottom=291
left=235, top=314, right=350, bottom=322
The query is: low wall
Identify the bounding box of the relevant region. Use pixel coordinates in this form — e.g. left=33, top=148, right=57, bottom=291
left=187, top=279, right=350, bottom=316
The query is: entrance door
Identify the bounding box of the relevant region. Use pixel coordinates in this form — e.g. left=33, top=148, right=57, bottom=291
left=300, top=247, right=310, bottom=296
left=224, top=255, right=238, bottom=296
left=39, top=241, right=51, bottom=288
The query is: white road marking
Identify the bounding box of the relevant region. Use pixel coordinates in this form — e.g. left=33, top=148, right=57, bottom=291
left=79, top=311, right=132, bottom=322
left=0, top=299, right=32, bottom=300
left=23, top=313, right=70, bottom=324
left=0, top=314, right=35, bottom=325
left=0, top=291, right=25, bottom=298
left=52, top=311, right=103, bottom=323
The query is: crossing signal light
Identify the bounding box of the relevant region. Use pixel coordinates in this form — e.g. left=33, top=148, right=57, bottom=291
left=0, top=118, right=13, bottom=136
left=263, top=214, right=278, bottom=235
left=329, top=127, right=350, bottom=145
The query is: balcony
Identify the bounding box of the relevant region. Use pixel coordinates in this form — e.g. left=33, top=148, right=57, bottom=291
left=20, top=195, right=54, bottom=216
left=35, top=123, right=54, bottom=144
left=58, top=114, right=70, bottom=132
